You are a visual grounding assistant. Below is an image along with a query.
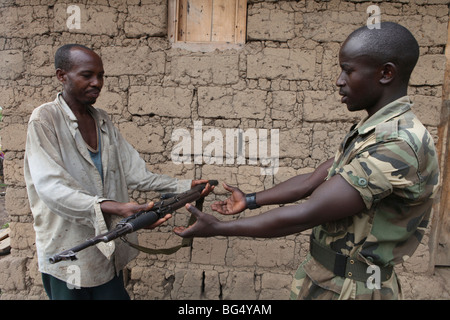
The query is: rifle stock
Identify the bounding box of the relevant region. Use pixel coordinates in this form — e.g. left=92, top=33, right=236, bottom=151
left=49, top=180, right=218, bottom=264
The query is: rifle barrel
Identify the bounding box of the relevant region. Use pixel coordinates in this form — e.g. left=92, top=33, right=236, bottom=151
left=48, top=179, right=217, bottom=263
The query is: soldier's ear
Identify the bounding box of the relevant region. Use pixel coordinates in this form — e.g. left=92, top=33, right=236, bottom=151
left=379, top=63, right=396, bottom=85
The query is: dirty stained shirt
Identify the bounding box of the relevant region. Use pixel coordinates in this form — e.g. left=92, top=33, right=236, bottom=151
left=290, top=96, right=440, bottom=300
left=24, top=93, right=192, bottom=287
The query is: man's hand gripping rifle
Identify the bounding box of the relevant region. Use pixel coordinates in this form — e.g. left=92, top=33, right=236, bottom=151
left=49, top=180, right=218, bottom=264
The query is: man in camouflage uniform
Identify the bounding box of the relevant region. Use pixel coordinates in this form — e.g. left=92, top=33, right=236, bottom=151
left=174, top=22, right=440, bottom=299
left=289, top=94, right=439, bottom=299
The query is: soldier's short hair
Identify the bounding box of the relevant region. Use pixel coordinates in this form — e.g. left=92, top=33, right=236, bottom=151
left=345, top=22, right=419, bottom=83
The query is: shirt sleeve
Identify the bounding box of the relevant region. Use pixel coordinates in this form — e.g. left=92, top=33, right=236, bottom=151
left=113, top=126, right=192, bottom=194
left=25, top=118, right=101, bottom=228
left=337, top=140, right=419, bottom=209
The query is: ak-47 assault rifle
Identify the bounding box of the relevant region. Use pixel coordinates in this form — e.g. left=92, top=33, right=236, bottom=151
left=49, top=180, right=218, bottom=264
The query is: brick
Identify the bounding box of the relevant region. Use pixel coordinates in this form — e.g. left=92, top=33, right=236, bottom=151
left=271, top=91, right=300, bottom=120
left=410, top=94, right=443, bottom=126
left=410, top=54, right=447, bottom=86
left=128, top=86, right=192, bottom=118
left=53, top=4, right=119, bottom=36
left=191, top=237, right=228, bottom=265
left=247, top=7, right=295, bottom=41
left=198, top=87, right=267, bottom=119
left=222, top=271, right=257, bottom=300
left=124, top=4, right=167, bottom=37
left=247, top=48, right=316, bottom=80
left=0, top=50, right=24, bottom=80
left=9, top=222, right=35, bottom=251
left=100, top=47, right=165, bottom=76
left=29, top=45, right=55, bottom=77
left=203, top=270, right=221, bottom=300
left=5, top=187, right=30, bottom=217
left=1, top=123, right=28, bottom=152
left=278, top=127, right=311, bottom=160
left=259, top=272, right=293, bottom=299
left=303, top=90, right=364, bottom=122
left=169, top=54, right=239, bottom=85
left=136, top=231, right=190, bottom=262
left=130, top=266, right=171, bottom=299
left=171, top=268, right=204, bottom=299
left=301, top=11, right=363, bottom=42
left=4, top=159, right=25, bottom=188
left=118, top=121, right=164, bottom=154
left=0, top=256, right=27, bottom=291
left=227, top=238, right=295, bottom=268
left=1, top=86, right=56, bottom=118
left=0, top=6, right=49, bottom=38
left=96, top=91, right=124, bottom=115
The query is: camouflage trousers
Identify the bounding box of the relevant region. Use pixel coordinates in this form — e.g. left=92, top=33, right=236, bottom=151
left=289, top=254, right=402, bottom=300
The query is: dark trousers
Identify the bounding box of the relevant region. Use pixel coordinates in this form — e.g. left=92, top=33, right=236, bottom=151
left=42, top=271, right=130, bottom=300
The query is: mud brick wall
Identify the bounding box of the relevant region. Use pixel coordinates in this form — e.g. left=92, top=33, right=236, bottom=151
left=0, top=0, right=448, bottom=300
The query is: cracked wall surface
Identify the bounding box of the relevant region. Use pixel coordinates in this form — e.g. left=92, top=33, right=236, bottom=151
left=0, top=0, right=448, bottom=300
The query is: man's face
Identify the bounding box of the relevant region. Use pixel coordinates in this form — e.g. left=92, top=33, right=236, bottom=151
left=336, top=39, right=382, bottom=114
left=58, top=48, right=104, bottom=106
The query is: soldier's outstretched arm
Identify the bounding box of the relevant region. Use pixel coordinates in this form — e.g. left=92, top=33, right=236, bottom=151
left=174, top=173, right=365, bottom=238
left=211, top=158, right=334, bottom=215
left=255, top=158, right=335, bottom=206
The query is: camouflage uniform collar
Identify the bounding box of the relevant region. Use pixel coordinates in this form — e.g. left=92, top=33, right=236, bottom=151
left=356, top=96, right=412, bottom=135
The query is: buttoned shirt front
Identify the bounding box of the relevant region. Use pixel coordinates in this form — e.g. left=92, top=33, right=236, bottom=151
left=24, top=93, right=191, bottom=287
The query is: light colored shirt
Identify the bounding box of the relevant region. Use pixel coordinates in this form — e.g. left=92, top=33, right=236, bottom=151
left=24, top=93, right=191, bottom=287
left=87, top=118, right=103, bottom=183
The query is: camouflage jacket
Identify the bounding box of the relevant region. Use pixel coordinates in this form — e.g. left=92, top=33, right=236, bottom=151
left=291, top=96, right=440, bottom=300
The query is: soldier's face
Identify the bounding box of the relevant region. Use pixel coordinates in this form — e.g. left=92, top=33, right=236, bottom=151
left=336, top=39, right=382, bottom=114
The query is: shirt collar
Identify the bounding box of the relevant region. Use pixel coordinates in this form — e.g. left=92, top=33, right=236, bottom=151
left=56, top=92, right=77, bottom=122
left=355, top=96, right=412, bottom=135
left=56, top=92, right=106, bottom=129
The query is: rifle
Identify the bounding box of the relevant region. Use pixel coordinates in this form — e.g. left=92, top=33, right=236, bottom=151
left=49, top=180, right=218, bottom=264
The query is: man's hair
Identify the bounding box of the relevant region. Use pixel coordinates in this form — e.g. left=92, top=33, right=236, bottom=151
left=347, top=22, right=419, bottom=83
left=54, top=44, right=93, bottom=71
